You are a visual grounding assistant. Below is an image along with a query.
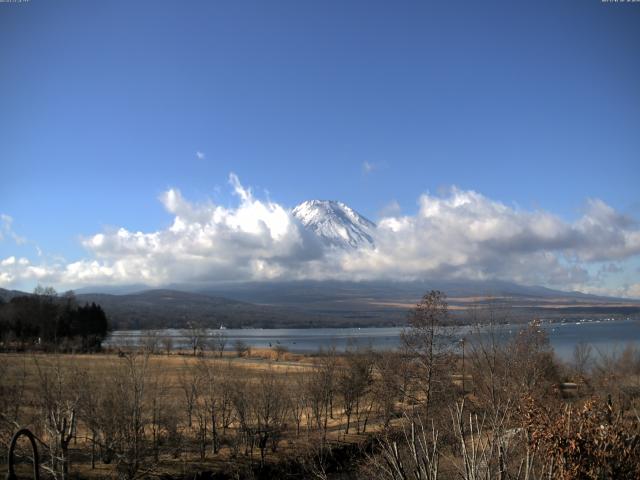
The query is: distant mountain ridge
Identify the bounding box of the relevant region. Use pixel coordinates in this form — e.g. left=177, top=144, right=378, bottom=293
left=203, top=279, right=640, bottom=322
left=71, top=289, right=339, bottom=330
left=3, top=278, right=639, bottom=331
left=0, top=288, right=28, bottom=303
left=292, top=200, right=375, bottom=249
left=0, top=287, right=346, bottom=330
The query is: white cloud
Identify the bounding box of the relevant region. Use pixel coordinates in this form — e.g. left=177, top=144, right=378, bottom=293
left=1, top=178, right=639, bottom=297
left=0, top=255, right=58, bottom=287
left=61, top=173, right=324, bottom=286
left=362, top=161, right=375, bottom=174
left=196, top=151, right=205, bottom=160
left=339, top=188, right=639, bottom=289
left=1, top=256, right=16, bottom=266
left=0, top=214, right=27, bottom=245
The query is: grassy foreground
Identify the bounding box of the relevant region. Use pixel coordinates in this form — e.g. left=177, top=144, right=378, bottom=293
left=2, top=318, right=640, bottom=479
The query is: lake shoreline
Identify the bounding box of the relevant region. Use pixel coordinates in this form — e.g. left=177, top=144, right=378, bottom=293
left=105, top=318, right=640, bottom=361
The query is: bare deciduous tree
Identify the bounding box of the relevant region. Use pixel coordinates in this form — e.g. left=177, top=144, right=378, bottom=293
left=160, top=336, right=174, bottom=356
left=34, top=358, right=79, bottom=480
left=234, top=339, right=250, bottom=358
left=373, top=351, right=403, bottom=428
left=178, top=360, right=201, bottom=429
left=338, top=348, right=374, bottom=434
left=307, top=349, right=337, bottom=441
left=183, top=322, right=207, bottom=356
left=371, top=413, right=440, bottom=480
left=468, top=321, right=512, bottom=423
left=507, top=320, right=558, bottom=400
left=253, top=370, right=290, bottom=466
left=401, top=290, right=455, bottom=414
left=572, top=341, right=593, bottom=382
left=289, top=372, right=310, bottom=437
left=142, top=331, right=161, bottom=354
left=272, top=344, right=288, bottom=361
left=109, top=351, right=152, bottom=479
left=211, top=331, right=227, bottom=358
left=0, top=359, right=28, bottom=459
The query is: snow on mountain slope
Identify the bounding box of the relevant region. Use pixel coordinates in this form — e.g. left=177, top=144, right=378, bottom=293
left=292, top=200, right=376, bottom=249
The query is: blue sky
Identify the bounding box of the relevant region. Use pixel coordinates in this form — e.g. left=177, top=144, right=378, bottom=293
left=1, top=0, right=639, bottom=294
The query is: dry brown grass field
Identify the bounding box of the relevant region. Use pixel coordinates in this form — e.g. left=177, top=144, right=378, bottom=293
left=2, top=311, right=640, bottom=479
left=0, top=347, right=401, bottom=479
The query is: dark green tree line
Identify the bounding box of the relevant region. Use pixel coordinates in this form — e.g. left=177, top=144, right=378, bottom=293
left=0, top=287, right=109, bottom=351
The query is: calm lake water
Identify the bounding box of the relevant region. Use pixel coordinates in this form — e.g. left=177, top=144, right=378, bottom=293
left=105, top=318, right=640, bottom=361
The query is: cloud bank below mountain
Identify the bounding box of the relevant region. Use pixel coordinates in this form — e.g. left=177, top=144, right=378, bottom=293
left=1, top=174, right=639, bottom=298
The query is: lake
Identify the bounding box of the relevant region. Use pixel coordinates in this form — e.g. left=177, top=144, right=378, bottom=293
left=104, top=318, right=640, bottom=361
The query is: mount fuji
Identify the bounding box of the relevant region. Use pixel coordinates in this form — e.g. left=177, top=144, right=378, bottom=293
left=292, top=200, right=376, bottom=249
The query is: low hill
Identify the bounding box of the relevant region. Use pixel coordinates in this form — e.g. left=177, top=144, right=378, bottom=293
left=74, top=289, right=343, bottom=330
left=203, top=280, right=640, bottom=323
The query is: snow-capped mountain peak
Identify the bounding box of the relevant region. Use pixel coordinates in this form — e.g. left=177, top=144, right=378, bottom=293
left=292, top=200, right=376, bottom=249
